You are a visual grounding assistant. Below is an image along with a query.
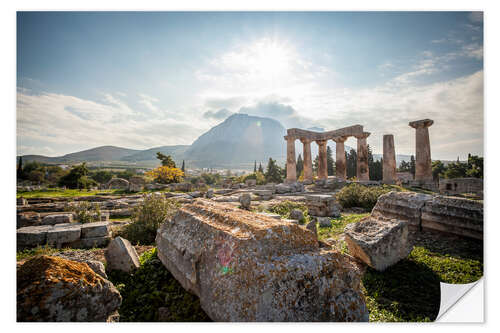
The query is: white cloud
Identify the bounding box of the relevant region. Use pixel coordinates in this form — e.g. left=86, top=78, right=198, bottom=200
left=16, top=91, right=205, bottom=156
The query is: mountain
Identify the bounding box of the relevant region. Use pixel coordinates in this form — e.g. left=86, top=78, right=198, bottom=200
left=19, top=146, right=140, bottom=164
left=120, top=145, right=189, bottom=163
left=184, top=113, right=287, bottom=169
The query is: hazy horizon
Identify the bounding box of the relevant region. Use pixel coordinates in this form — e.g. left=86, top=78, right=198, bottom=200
left=17, top=11, right=483, bottom=160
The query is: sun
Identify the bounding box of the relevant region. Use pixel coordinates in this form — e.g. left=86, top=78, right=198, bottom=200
left=247, top=38, right=292, bottom=79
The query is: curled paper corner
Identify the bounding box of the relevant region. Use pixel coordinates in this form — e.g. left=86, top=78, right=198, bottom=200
left=436, top=278, right=484, bottom=322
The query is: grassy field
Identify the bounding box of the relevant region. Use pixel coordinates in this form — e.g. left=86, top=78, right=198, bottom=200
left=317, top=214, right=483, bottom=322
left=16, top=188, right=125, bottom=198
left=16, top=187, right=179, bottom=199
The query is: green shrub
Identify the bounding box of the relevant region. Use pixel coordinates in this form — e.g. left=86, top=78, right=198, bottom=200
left=268, top=200, right=308, bottom=222
left=120, top=194, right=180, bottom=245
left=65, top=201, right=102, bottom=223
left=336, top=183, right=393, bottom=211
left=107, top=248, right=210, bottom=322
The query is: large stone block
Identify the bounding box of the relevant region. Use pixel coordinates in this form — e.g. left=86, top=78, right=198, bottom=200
left=17, top=256, right=121, bottom=322
left=47, top=224, right=82, bottom=248
left=421, top=196, right=483, bottom=240
left=107, top=177, right=130, bottom=190
left=105, top=237, right=140, bottom=273
left=156, top=199, right=368, bottom=322
left=41, top=213, right=73, bottom=226
left=371, top=191, right=432, bottom=228
left=81, top=221, right=110, bottom=239
left=344, top=218, right=413, bottom=271
left=17, top=212, right=41, bottom=229
left=17, top=225, right=52, bottom=248
left=305, top=195, right=341, bottom=217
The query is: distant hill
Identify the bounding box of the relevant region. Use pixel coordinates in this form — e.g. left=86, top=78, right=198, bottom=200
left=120, top=145, right=189, bottom=163
left=185, top=113, right=287, bottom=169
left=19, top=146, right=140, bottom=164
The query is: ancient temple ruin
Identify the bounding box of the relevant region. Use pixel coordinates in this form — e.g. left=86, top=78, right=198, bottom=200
left=284, top=125, right=370, bottom=183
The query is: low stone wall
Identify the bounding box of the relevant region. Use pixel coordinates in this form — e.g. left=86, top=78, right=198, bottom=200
left=156, top=199, right=368, bottom=322
left=17, top=221, right=111, bottom=249
left=371, top=191, right=483, bottom=240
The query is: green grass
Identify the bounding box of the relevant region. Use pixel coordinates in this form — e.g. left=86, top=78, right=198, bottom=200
left=316, top=213, right=483, bottom=322
left=16, top=188, right=125, bottom=198
left=107, top=248, right=210, bottom=322
left=16, top=245, right=101, bottom=261
left=317, top=213, right=369, bottom=241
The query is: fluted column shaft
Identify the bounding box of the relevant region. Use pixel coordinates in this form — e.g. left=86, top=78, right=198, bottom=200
left=285, top=136, right=297, bottom=183
left=409, top=119, right=434, bottom=181
left=383, top=134, right=396, bottom=184
left=334, top=136, right=347, bottom=180
left=301, top=138, right=313, bottom=181
left=316, top=140, right=328, bottom=180
left=356, top=132, right=370, bottom=181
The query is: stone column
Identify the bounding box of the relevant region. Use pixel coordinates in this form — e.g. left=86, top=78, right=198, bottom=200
left=409, top=119, right=434, bottom=181
left=382, top=134, right=396, bottom=184
left=285, top=136, right=297, bottom=183
left=316, top=140, right=328, bottom=180
left=301, top=138, right=313, bottom=182
left=334, top=136, right=348, bottom=180
left=355, top=132, right=370, bottom=181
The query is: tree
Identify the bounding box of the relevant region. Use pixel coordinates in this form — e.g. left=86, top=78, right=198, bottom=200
left=156, top=152, right=176, bottom=168
left=327, top=146, right=335, bottom=176
left=90, top=170, right=114, bottom=184
left=346, top=149, right=357, bottom=179
left=466, top=154, right=483, bottom=178
left=181, top=160, right=185, bottom=173
left=254, top=160, right=257, bottom=173
left=443, top=161, right=467, bottom=179
left=313, top=155, right=319, bottom=173
left=367, top=145, right=382, bottom=181
left=296, top=154, right=304, bottom=176
left=146, top=166, right=184, bottom=184
left=399, top=160, right=411, bottom=172
left=265, top=158, right=283, bottom=183
left=17, top=156, right=24, bottom=180
left=410, top=155, right=416, bottom=177
left=432, top=160, right=446, bottom=181
left=258, top=163, right=264, bottom=173
left=58, top=163, right=94, bottom=189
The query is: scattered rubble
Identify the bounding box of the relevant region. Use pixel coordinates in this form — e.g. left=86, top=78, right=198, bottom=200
left=105, top=237, right=140, bottom=273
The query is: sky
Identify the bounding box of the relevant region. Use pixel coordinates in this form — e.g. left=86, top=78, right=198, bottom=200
left=17, top=11, right=483, bottom=160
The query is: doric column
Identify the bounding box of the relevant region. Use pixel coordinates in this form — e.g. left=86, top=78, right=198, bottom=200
left=382, top=134, right=396, bottom=184
left=285, top=135, right=297, bottom=183
left=316, top=140, right=328, bottom=180
left=300, top=138, right=313, bottom=182
left=355, top=132, right=370, bottom=181
left=409, top=119, right=434, bottom=181
left=333, top=136, right=348, bottom=180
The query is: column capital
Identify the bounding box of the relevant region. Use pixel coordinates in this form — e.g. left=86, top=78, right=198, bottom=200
left=284, top=135, right=297, bottom=141
left=315, top=139, right=327, bottom=146
left=299, top=137, right=312, bottom=144
left=354, top=132, right=370, bottom=140
left=333, top=136, right=348, bottom=143
left=409, top=119, right=434, bottom=129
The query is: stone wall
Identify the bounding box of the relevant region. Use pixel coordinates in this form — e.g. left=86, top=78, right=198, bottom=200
left=371, top=191, right=483, bottom=240
left=439, top=177, right=483, bottom=196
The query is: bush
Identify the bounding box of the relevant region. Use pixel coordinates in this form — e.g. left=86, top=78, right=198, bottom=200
left=268, top=200, right=309, bottom=222
left=243, top=171, right=266, bottom=185
left=120, top=194, right=180, bottom=245
left=107, top=248, right=210, bottom=322
left=146, top=166, right=184, bottom=184
left=66, top=201, right=102, bottom=223
left=336, top=183, right=393, bottom=211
